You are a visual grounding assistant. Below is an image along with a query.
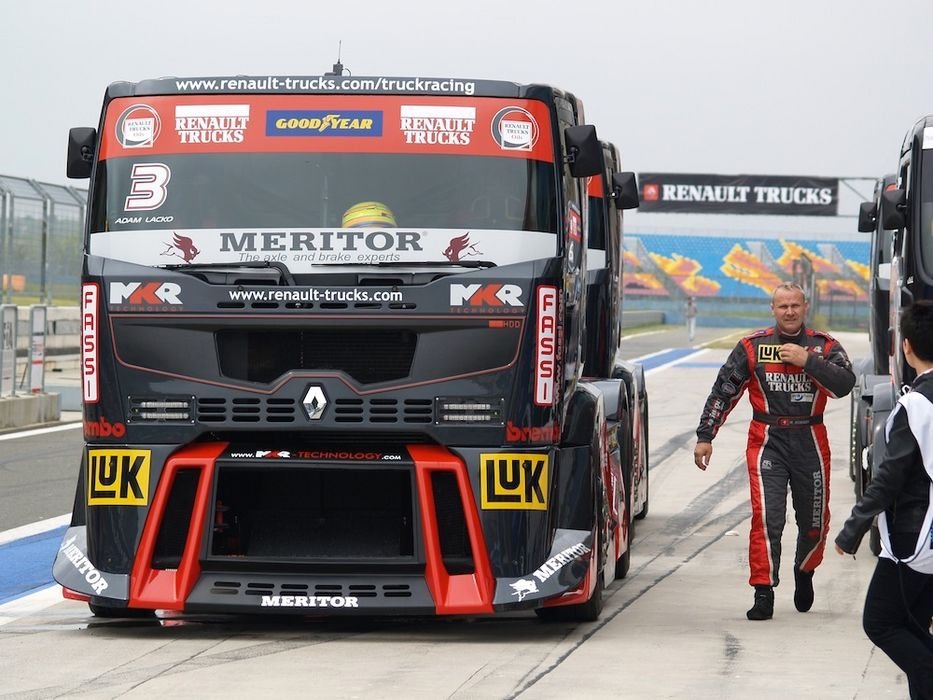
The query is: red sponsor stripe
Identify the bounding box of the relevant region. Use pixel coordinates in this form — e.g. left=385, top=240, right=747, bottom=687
left=100, top=95, right=555, bottom=162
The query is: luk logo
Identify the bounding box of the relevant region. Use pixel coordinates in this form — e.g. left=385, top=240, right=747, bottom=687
left=87, top=449, right=151, bottom=506
left=109, top=282, right=182, bottom=305
left=480, top=453, right=548, bottom=510
left=449, top=283, right=523, bottom=307
left=757, top=344, right=782, bottom=363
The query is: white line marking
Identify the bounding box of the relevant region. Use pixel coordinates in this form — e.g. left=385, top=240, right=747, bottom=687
left=646, top=349, right=711, bottom=376
left=0, top=586, right=64, bottom=626
left=0, top=514, right=71, bottom=546
left=0, top=422, right=81, bottom=442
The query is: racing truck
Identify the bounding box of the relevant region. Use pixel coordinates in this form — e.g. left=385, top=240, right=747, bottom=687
left=850, top=174, right=895, bottom=493
left=854, top=117, right=933, bottom=553
left=54, top=73, right=646, bottom=622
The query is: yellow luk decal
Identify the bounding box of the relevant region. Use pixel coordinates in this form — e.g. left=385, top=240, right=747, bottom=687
left=480, top=453, right=548, bottom=510
left=757, top=344, right=782, bottom=363
left=87, top=449, right=151, bottom=506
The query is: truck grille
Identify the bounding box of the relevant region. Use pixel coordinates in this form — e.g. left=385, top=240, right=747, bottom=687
left=217, top=328, right=416, bottom=384
left=196, top=397, right=434, bottom=424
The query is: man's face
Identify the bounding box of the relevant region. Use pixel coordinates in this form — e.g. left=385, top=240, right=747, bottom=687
left=771, top=287, right=807, bottom=335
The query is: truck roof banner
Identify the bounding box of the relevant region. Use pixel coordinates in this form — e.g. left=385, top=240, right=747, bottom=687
left=637, top=173, right=838, bottom=216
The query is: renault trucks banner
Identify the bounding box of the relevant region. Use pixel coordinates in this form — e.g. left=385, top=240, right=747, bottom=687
left=637, top=173, right=838, bottom=216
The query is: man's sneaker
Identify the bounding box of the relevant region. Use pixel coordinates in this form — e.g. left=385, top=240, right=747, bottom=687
left=746, top=585, right=774, bottom=620
left=794, top=566, right=814, bottom=612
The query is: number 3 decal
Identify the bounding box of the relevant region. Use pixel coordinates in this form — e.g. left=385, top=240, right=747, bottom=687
left=125, top=163, right=171, bottom=211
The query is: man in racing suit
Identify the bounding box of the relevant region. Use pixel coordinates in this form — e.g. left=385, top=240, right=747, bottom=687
left=693, top=282, right=855, bottom=620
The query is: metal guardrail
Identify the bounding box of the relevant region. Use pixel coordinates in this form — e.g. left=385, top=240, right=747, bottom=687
left=0, top=174, right=87, bottom=306
left=0, top=304, right=49, bottom=397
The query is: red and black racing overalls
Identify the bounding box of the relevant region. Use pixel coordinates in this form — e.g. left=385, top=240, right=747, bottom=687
left=697, top=325, right=855, bottom=587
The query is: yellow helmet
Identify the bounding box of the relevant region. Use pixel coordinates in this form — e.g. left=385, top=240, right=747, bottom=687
left=341, top=201, right=397, bottom=228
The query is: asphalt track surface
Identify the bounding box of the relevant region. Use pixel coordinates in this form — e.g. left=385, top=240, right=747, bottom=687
left=0, top=326, right=917, bottom=699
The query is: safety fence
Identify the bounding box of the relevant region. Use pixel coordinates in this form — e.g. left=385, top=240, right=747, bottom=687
left=0, top=174, right=87, bottom=305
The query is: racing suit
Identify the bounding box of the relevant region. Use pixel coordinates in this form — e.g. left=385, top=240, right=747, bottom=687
left=697, top=325, right=855, bottom=587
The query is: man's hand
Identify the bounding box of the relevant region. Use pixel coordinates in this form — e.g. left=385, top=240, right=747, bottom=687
left=694, top=441, right=712, bottom=470
left=834, top=544, right=845, bottom=556
left=779, top=343, right=808, bottom=368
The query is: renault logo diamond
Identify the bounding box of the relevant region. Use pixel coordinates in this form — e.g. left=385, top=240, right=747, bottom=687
left=302, top=385, right=328, bottom=420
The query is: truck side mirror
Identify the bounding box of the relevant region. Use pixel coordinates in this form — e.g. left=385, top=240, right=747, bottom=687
left=564, top=125, right=602, bottom=178
left=880, top=188, right=906, bottom=231
left=857, top=201, right=877, bottom=233
left=611, top=171, right=640, bottom=210
left=67, top=127, right=98, bottom=179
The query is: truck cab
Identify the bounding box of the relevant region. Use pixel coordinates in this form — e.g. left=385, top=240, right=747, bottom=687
left=856, top=116, right=933, bottom=552
left=55, top=74, right=644, bottom=621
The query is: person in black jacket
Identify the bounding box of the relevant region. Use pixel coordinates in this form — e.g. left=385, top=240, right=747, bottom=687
left=835, top=300, right=933, bottom=700
left=694, top=282, right=855, bottom=621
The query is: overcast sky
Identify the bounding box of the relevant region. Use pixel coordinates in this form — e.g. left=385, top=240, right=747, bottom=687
left=3, top=0, right=931, bottom=218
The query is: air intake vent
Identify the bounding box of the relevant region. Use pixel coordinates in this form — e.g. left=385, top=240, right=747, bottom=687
left=197, top=397, right=298, bottom=423
left=333, top=398, right=433, bottom=424
left=207, top=579, right=413, bottom=599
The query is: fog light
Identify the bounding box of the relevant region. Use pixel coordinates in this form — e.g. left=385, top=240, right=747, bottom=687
left=435, top=397, right=503, bottom=424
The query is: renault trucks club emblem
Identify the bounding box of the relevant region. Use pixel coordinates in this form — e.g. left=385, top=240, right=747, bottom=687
left=302, top=385, right=327, bottom=420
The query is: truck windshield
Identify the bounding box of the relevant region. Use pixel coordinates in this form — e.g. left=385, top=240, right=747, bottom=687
left=87, top=94, right=560, bottom=270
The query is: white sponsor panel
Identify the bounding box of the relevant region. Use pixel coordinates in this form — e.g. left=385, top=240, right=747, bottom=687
left=534, top=286, right=558, bottom=406
left=400, top=105, right=476, bottom=145
left=89, top=228, right=556, bottom=271
left=81, top=284, right=99, bottom=403
left=175, top=104, right=250, bottom=144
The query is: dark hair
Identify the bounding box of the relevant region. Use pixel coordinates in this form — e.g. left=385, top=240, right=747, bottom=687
left=900, top=300, right=933, bottom=362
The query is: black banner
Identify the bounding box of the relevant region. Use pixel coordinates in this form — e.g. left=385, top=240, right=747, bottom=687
left=637, top=173, right=838, bottom=216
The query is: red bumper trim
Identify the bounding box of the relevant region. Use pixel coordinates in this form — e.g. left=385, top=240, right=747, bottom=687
left=408, top=444, right=495, bottom=615
left=129, top=442, right=227, bottom=610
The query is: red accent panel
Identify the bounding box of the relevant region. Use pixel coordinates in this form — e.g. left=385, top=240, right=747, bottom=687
left=408, top=444, right=494, bottom=615
left=539, top=546, right=596, bottom=609
left=62, top=587, right=90, bottom=602
left=745, top=425, right=773, bottom=586
left=129, top=442, right=227, bottom=610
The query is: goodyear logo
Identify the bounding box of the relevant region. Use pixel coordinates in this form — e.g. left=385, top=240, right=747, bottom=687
left=757, top=344, right=782, bottom=363
left=87, top=449, right=151, bottom=506
left=480, top=453, right=548, bottom=510
left=266, top=110, right=383, bottom=137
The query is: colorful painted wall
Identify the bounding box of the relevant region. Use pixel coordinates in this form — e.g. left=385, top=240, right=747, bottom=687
left=622, top=233, right=870, bottom=327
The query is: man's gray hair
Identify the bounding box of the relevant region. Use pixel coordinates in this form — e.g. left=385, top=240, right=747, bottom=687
left=772, top=282, right=808, bottom=303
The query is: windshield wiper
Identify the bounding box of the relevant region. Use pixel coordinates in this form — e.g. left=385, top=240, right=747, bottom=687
left=163, top=260, right=296, bottom=285
left=345, top=260, right=497, bottom=269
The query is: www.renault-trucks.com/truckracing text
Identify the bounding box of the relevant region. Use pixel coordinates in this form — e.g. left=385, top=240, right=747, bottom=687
left=54, top=73, right=647, bottom=622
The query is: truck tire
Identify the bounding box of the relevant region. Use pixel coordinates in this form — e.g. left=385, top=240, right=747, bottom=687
left=535, top=560, right=604, bottom=623
left=615, top=468, right=632, bottom=580
left=635, top=401, right=649, bottom=521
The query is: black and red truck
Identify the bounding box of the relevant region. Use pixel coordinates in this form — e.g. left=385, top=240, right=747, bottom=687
left=53, top=73, right=645, bottom=621
left=851, top=117, right=933, bottom=554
